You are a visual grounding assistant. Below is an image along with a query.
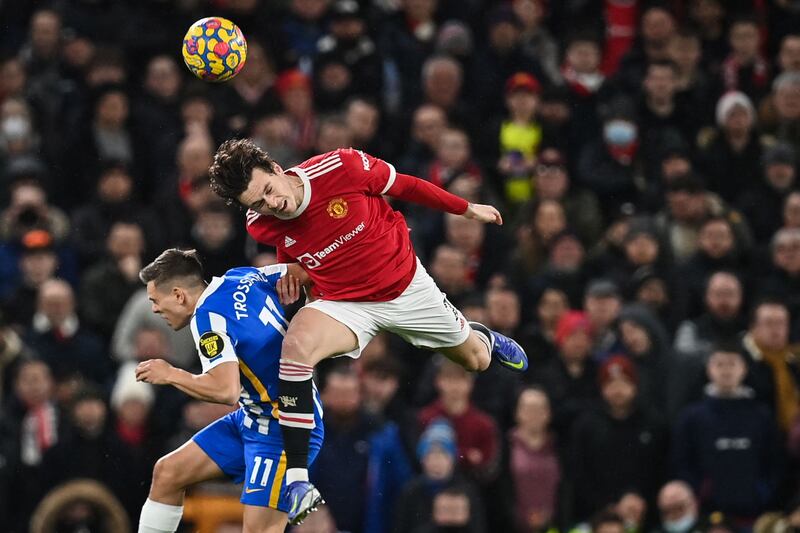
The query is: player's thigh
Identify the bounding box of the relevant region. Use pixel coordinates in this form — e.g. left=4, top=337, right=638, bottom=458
left=151, top=440, right=225, bottom=495
left=282, top=306, right=360, bottom=364
left=242, top=505, right=287, bottom=533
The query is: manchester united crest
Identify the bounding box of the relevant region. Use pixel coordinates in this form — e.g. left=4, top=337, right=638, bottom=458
left=327, top=197, right=348, bottom=219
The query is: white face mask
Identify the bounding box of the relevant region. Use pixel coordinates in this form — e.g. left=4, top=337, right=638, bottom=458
left=1, top=116, right=32, bottom=141
left=604, top=120, right=637, bottom=146
left=663, top=514, right=696, bottom=533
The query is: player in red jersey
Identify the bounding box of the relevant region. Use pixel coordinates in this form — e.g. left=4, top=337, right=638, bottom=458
left=208, top=139, right=527, bottom=524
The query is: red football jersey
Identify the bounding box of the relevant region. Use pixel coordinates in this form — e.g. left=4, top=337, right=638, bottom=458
left=246, top=148, right=417, bottom=302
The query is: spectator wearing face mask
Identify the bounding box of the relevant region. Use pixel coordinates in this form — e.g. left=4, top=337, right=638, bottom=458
left=652, top=481, right=705, bottom=533
left=577, top=97, right=645, bottom=218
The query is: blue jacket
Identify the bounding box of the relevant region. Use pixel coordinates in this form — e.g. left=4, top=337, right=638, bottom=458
left=672, top=388, right=783, bottom=518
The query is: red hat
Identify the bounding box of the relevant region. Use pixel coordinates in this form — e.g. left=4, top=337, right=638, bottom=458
left=598, top=355, right=638, bottom=388
left=275, top=69, right=311, bottom=97
left=505, top=72, right=541, bottom=96
left=554, top=311, right=591, bottom=347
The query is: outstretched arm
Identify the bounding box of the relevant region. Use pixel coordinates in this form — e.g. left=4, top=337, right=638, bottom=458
left=136, top=359, right=241, bottom=405
left=385, top=172, right=503, bottom=224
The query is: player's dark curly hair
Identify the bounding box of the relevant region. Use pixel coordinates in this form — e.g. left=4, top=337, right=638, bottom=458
left=208, top=138, right=278, bottom=205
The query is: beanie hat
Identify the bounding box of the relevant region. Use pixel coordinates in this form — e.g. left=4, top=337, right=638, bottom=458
left=555, top=311, right=591, bottom=348
left=715, top=91, right=755, bottom=127
left=598, top=355, right=638, bottom=388
left=417, top=418, right=457, bottom=461
left=111, top=362, right=155, bottom=411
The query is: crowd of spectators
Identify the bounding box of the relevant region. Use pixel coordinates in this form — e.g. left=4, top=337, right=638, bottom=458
left=2, top=0, right=800, bottom=532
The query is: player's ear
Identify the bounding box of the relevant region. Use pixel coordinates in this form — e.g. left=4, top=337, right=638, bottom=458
left=274, top=163, right=284, bottom=174
left=172, top=286, right=185, bottom=304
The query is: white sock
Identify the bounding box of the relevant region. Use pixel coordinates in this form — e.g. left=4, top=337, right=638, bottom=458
left=286, top=467, right=309, bottom=484
left=138, top=498, right=184, bottom=533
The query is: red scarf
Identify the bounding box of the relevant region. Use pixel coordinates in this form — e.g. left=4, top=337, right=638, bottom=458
left=561, top=64, right=605, bottom=97
left=608, top=141, right=639, bottom=165
left=602, top=0, right=639, bottom=75
left=722, top=54, right=769, bottom=92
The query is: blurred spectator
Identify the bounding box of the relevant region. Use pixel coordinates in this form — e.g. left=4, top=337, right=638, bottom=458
left=469, top=5, right=545, bottom=120
left=508, top=386, right=561, bottom=533
left=69, top=85, right=139, bottom=207
left=313, top=0, right=383, bottom=111
left=738, top=143, right=798, bottom=243
left=687, top=0, right=728, bottom=70
left=512, top=0, right=559, bottom=84
left=699, top=91, right=763, bottom=204
left=493, top=72, right=542, bottom=208
left=678, top=216, right=749, bottom=320
left=615, top=492, right=647, bottom=533
left=42, top=386, right=142, bottom=522
left=427, top=127, right=480, bottom=191
left=615, top=5, right=677, bottom=93
left=0, top=58, right=26, bottom=106
left=4, top=359, right=59, bottom=531
left=187, top=203, right=246, bottom=277
left=761, top=72, right=800, bottom=155
left=79, top=221, right=145, bottom=340
left=360, top=356, right=417, bottom=454
left=651, top=481, right=703, bottom=533
left=251, top=111, right=302, bottom=166
left=444, top=213, right=507, bottom=289
left=346, top=97, right=390, bottom=159
left=0, top=179, right=70, bottom=243
left=637, top=60, right=698, bottom=184
left=754, top=494, right=800, bottom=533
left=70, top=161, right=162, bottom=265
left=784, top=191, right=800, bottom=230
left=722, top=16, right=770, bottom=104
left=591, top=509, right=627, bottom=533
left=584, top=279, right=623, bottom=358
left=29, top=479, right=131, bottom=533
left=275, top=68, right=318, bottom=157
left=219, top=40, right=280, bottom=135
left=673, top=347, right=783, bottom=519
left=577, top=97, right=644, bottom=216
left=740, top=300, right=800, bottom=433
left=534, top=311, right=599, bottom=444
left=399, top=104, right=447, bottom=177
left=429, top=244, right=473, bottom=306
left=280, top=0, right=333, bottom=72
left=379, top=0, right=439, bottom=111
left=110, top=361, right=157, bottom=464
left=0, top=310, right=34, bottom=405
left=617, top=305, right=670, bottom=413
left=525, top=147, right=604, bottom=246
left=529, top=230, right=590, bottom=312
left=656, top=174, right=753, bottom=262
left=669, top=28, right=718, bottom=129
left=569, top=355, right=668, bottom=521
left=419, top=359, right=500, bottom=483
left=561, top=33, right=608, bottom=149
left=393, top=418, right=486, bottom=533
left=413, top=485, right=487, bottom=533
left=314, top=114, right=353, bottom=154
left=518, top=287, right=569, bottom=370
left=758, top=229, right=800, bottom=319
left=312, top=365, right=412, bottom=533
left=421, top=55, right=467, bottom=128
left=511, top=199, right=567, bottom=279
left=3, top=230, right=60, bottom=328
left=134, top=55, right=183, bottom=187
left=674, top=272, right=746, bottom=360
left=25, top=279, right=111, bottom=386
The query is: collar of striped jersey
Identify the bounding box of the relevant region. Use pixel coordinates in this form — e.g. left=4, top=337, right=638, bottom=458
left=273, top=167, right=312, bottom=220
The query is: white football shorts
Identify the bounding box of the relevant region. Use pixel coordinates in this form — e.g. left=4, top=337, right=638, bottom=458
left=305, top=258, right=471, bottom=358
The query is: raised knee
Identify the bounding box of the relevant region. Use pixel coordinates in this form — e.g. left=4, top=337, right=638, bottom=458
left=152, top=456, right=184, bottom=492
left=281, top=330, right=316, bottom=365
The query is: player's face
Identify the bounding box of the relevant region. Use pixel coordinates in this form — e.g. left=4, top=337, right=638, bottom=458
left=239, top=167, right=300, bottom=216
left=147, top=281, right=192, bottom=330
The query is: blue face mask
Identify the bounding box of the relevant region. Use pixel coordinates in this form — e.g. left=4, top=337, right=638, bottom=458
left=663, top=514, right=696, bottom=533
left=604, top=120, right=637, bottom=146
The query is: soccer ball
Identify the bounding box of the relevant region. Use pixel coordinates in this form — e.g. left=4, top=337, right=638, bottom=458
left=182, top=17, right=247, bottom=82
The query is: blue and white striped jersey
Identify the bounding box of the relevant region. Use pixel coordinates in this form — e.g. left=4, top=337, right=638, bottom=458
left=190, top=264, right=322, bottom=433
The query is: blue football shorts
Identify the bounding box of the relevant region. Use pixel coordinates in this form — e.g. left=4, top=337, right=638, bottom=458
left=193, top=408, right=324, bottom=510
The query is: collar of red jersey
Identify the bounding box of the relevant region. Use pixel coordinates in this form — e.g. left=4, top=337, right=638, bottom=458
left=259, top=167, right=311, bottom=221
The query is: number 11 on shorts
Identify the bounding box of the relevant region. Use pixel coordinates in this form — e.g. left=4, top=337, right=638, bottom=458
left=250, top=456, right=274, bottom=487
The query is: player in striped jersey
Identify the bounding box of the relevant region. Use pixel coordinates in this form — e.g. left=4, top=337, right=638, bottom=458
left=134, top=248, right=323, bottom=533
